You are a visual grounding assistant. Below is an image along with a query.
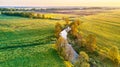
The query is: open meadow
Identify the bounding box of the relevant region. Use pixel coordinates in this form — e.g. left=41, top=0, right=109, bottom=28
left=0, top=15, right=67, bottom=67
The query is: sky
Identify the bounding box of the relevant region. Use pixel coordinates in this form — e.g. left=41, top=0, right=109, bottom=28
left=0, top=0, right=120, bottom=7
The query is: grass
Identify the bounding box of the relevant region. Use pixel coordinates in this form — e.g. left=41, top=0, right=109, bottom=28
left=0, top=44, right=65, bottom=67
left=80, top=10, right=120, bottom=49
left=0, top=15, right=65, bottom=67
left=0, top=15, right=59, bottom=48
left=79, top=10, right=120, bottom=66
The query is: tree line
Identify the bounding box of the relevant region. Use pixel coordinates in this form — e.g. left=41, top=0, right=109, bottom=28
left=1, top=11, right=52, bottom=19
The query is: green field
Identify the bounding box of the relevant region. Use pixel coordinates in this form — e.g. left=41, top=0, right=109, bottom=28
left=0, top=15, right=66, bottom=67
left=0, top=10, right=120, bottom=67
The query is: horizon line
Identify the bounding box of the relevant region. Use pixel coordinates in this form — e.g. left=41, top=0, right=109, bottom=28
left=0, top=5, right=120, bottom=8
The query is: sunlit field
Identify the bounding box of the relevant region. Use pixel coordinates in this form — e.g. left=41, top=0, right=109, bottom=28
left=0, top=9, right=120, bottom=67
left=0, top=15, right=67, bottom=67
left=79, top=10, right=120, bottom=66
left=80, top=10, right=120, bottom=49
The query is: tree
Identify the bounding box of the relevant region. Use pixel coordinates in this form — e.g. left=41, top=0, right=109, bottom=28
left=68, top=19, right=83, bottom=52
left=85, top=34, right=97, bottom=52
left=76, top=33, right=83, bottom=46
left=74, top=51, right=90, bottom=67
left=55, top=22, right=62, bottom=38
left=28, top=12, right=35, bottom=18
left=70, top=19, right=81, bottom=37
left=108, top=46, right=119, bottom=64
left=63, top=17, right=69, bottom=27
left=74, top=19, right=81, bottom=26
left=56, top=36, right=68, bottom=54
left=79, top=51, right=89, bottom=62
left=71, top=23, right=78, bottom=37
left=36, top=13, right=41, bottom=18
left=56, top=36, right=74, bottom=61
left=42, top=14, right=45, bottom=19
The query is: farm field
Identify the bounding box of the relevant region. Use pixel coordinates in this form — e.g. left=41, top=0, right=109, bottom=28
left=80, top=10, right=120, bottom=49
left=0, top=15, right=66, bottom=67
left=79, top=10, right=120, bottom=66
left=0, top=9, right=120, bottom=67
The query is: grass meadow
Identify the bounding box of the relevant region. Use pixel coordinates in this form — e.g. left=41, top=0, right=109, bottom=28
left=0, top=15, right=67, bottom=67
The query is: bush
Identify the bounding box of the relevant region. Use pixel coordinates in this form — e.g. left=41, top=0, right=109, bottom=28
left=64, top=61, right=73, bottom=67
left=55, top=22, right=62, bottom=38
left=63, top=17, right=69, bottom=27
left=81, top=62, right=90, bottom=67
left=85, top=34, right=97, bottom=52
left=79, top=51, right=89, bottom=62
left=74, top=19, right=81, bottom=26
left=74, top=51, right=90, bottom=67
left=42, top=14, right=45, bottom=19
left=56, top=36, right=68, bottom=54
left=70, top=23, right=78, bottom=37
left=56, top=36, right=75, bottom=61
left=70, top=19, right=81, bottom=37
left=36, top=13, right=41, bottom=18
left=28, top=12, right=35, bottom=18
left=108, top=46, right=119, bottom=64
left=75, top=33, right=83, bottom=46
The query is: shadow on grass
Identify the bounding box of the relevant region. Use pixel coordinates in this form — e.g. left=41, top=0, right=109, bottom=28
left=0, top=34, right=55, bottom=50
left=0, top=42, right=40, bottom=50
